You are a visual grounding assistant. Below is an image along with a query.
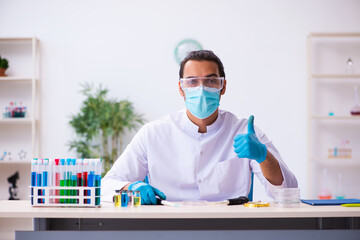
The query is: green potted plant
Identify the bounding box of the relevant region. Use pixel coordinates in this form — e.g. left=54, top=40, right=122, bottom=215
left=0, top=55, right=9, bottom=76
left=69, top=83, right=145, bottom=174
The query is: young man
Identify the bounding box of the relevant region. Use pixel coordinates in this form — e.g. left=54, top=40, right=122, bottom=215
left=102, top=50, right=298, bottom=204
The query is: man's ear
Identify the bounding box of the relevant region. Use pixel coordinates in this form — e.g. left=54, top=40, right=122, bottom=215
left=179, top=81, right=185, bottom=97
left=220, top=79, right=227, bottom=95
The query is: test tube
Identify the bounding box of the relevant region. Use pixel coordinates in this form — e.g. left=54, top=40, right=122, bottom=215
left=43, top=159, right=49, bottom=204
left=83, top=159, right=88, bottom=204
left=94, top=159, right=101, bottom=206
left=48, top=159, right=53, bottom=203
left=59, top=159, right=65, bottom=203
left=37, top=158, right=43, bottom=204
left=71, top=159, right=77, bottom=204
left=13, top=102, right=18, bottom=117
left=54, top=159, right=60, bottom=203
left=31, top=158, right=38, bottom=205
left=76, top=159, right=83, bottom=204
left=65, top=158, right=72, bottom=204
left=5, top=107, right=9, bottom=118
left=87, top=159, right=95, bottom=204
left=9, top=102, right=13, bottom=118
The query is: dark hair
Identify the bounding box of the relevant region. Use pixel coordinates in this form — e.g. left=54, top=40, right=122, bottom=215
left=179, top=50, right=225, bottom=78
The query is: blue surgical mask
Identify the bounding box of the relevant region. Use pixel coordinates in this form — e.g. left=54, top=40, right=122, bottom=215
left=183, top=86, right=220, bottom=119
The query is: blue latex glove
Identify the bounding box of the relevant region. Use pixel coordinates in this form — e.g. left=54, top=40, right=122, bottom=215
left=233, top=115, right=267, bottom=163
left=128, top=181, right=166, bottom=205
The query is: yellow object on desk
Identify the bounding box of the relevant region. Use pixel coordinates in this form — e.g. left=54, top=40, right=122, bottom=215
left=341, top=204, right=360, bottom=207
left=244, top=201, right=270, bottom=208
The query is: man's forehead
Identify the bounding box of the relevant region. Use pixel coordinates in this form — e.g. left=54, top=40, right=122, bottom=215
left=183, top=60, right=219, bottom=75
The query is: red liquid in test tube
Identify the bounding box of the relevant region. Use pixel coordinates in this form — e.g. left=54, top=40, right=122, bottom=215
left=83, top=159, right=88, bottom=204
left=54, top=159, right=60, bottom=203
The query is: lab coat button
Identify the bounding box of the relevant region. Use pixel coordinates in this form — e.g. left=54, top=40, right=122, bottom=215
left=198, top=179, right=202, bottom=183
left=200, top=151, right=203, bottom=155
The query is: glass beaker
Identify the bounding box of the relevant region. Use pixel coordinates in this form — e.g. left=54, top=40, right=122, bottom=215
left=273, top=188, right=300, bottom=208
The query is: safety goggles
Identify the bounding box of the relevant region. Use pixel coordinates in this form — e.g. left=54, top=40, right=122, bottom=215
left=179, top=77, right=224, bottom=90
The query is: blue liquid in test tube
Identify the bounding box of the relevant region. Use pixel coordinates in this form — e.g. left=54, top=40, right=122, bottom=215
left=43, top=159, right=49, bottom=204
left=87, top=159, right=95, bottom=204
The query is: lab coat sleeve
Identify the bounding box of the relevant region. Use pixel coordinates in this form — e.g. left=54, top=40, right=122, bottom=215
left=101, top=125, right=149, bottom=202
left=250, top=126, right=298, bottom=199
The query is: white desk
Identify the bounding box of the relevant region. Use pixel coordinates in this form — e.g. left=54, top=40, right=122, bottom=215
left=1, top=200, right=360, bottom=219
left=1, top=200, right=359, bottom=240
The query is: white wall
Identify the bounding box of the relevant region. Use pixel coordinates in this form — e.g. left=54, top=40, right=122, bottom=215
left=0, top=0, right=360, bottom=200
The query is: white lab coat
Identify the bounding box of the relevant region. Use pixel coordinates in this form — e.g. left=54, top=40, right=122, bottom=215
left=102, top=109, right=298, bottom=202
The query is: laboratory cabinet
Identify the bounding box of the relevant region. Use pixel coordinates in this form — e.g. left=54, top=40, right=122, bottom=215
left=0, top=37, right=39, bottom=201
left=307, top=33, right=360, bottom=199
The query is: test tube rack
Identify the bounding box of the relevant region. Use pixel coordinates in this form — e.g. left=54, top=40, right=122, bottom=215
left=30, top=186, right=101, bottom=207
left=327, top=148, right=352, bottom=159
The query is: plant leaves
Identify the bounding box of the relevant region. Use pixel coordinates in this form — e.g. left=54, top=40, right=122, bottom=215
left=68, top=82, right=145, bottom=174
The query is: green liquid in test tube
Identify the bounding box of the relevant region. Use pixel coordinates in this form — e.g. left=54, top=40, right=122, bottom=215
left=59, top=159, right=65, bottom=203
left=71, top=159, right=77, bottom=204
left=65, top=158, right=72, bottom=204
left=95, top=158, right=102, bottom=206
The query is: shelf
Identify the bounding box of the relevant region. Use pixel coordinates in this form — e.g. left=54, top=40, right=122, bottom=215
left=311, top=116, right=360, bottom=120
left=309, top=33, right=360, bottom=38
left=0, top=38, right=33, bottom=42
left=307, top=33, right=360, bottom=198
left=0, top=161, right=30, bottom=165
left=311, top=158, right=360, bottom=167
left=311, top=75, right=360, bottom=79
left=0, top=77, right=35, bottom=83
left=0, top=118, right=33, bottom=124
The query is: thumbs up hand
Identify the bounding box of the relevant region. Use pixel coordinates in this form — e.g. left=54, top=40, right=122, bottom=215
left=233, top=115, right=267, bottom=163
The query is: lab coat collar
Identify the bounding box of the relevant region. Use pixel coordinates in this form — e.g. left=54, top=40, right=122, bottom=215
left=181, top=108, right=224, bottom=139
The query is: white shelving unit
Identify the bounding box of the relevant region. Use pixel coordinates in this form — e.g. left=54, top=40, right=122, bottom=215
left=0, top=37, right=39, bottom=200
left=307, top=33, right=360, bottom=199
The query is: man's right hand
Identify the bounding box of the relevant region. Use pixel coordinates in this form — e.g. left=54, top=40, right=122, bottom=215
left=128, top=181, right=166, bottom=205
